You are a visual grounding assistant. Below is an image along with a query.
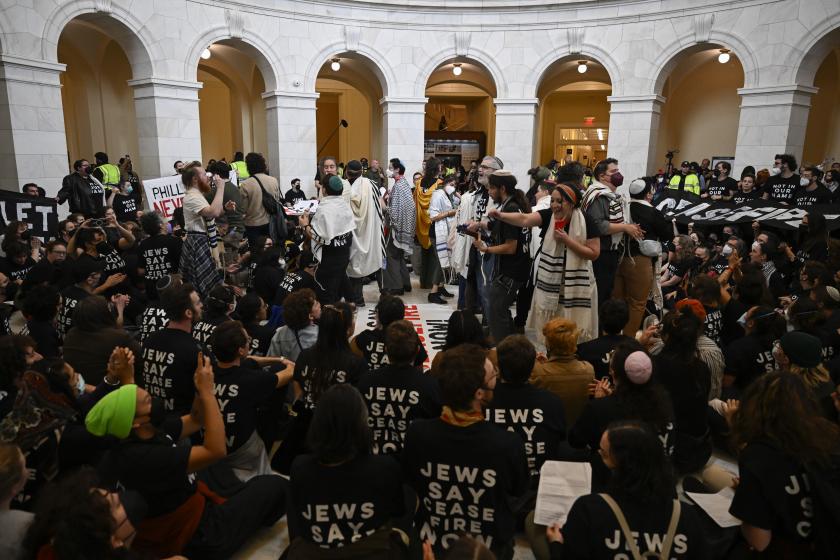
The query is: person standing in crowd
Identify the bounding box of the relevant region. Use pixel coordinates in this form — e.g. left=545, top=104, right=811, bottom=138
left=239, top=152, right=281, bottom=247
left=382, top=158, right=415, bottom=295
left=230, top=151, right=250, bottom=180
left=299, top=175, right=354, bottom=305
left=56, top=159, right=104, bottom=217
left=702, top=160, right=737, bottom=200
left=763, top=153, right=801, bottom=204
left=284, top=177, right=306, bottom=205
left=546, top=421, right=707, bottom=559
left=118, top=154, right=144, bottom=206
left=667, top=160, right=701, bottom=196
left=91, top=152, right=121, bottom=193
left=530, top=318, right=596, bottom=427
left=582, top=158, right=642, bottom=305
left=427, top=173, right=457, bottom=304
left=179, top=161, right=232, bottom=299
left=357, top=320, right=441, bottom=455
left=402, top=343, right=529, bottom=558
left=138, top=283, right=202, bottom=414
left=415, top=157, right=451, bottom=304
left=614, top=178, right=672, bottom=335
left=465, top=155, right=504, bottom=314
left=364, top=158, right=387, bottom=191
left=489, top=181, right=599, bottom=341
left=206, top=160, right=245, bottom=241
left=471, top=170, right=531, bottom=344
left=345, top=160, right=385, bottom=307
left=287, top=384, right=405, bottom=556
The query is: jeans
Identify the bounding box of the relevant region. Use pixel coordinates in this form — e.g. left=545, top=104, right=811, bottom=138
left=383, top=239, right=411, bottom=291
left=613, top=254, right=654, bottom=336
left=592, top=249, right=620, bottom=305
left=486, top=274, right=523, bottom=344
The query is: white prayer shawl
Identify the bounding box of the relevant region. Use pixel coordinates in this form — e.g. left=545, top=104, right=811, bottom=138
left=346, top=176, right=386, bottom=278
left=582, top=180, right=625, bottom=250
left=527, top=208, right=598, bottom=343
left=451, top=190, right=474, bottom=278
left=309, top=195, right=355, bottom=264
left=430, top=189, right=455, bottom=269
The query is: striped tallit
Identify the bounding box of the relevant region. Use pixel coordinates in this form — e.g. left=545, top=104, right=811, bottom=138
left=527, top=208, right=598, bottom=342
left=581, top=180, right=624, bottom=250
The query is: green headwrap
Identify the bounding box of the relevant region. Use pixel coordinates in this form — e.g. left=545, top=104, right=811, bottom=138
left=85, top=384, right=138, bottom=439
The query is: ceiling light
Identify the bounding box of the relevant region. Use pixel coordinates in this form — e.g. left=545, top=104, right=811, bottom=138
left=200, top=48, right=211, bottom=60
left=330, top=58, right=341, bottom=71
left=717, top=49, right=731, bottom=64
left=453, top=63, right=463, bottom=76
left=577, top=60, right=588, bottom=74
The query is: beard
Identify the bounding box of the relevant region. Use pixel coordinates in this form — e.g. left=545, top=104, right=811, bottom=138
left=197, top=176, right=211, bottom=193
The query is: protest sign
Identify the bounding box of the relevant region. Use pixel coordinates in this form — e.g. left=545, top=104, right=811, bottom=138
left=0, top=191, right=59, bottom=239
left=143, top=175, right=185, bottom=219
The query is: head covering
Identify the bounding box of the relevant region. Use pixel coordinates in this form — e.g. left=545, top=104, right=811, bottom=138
left=85, top=384, right=138, bottom=439
left=780, top=332, right=823, bottom=368
left=326, top=175, right=344, bottom=195
left=490, top=169, right=514, bottom=178
left=482, top=156, right=503, bottom=171
left=346, top=160, right=363, bottom=173
left=624, top=351, right=652, bottom=384
left=556, top=183, right=579, bottom=205
left=681, top=161, right=690, bottom=168
left=531, top=166, right=551, bottom=182
left=628, top=178, right=647, bottom=195
left=676, top=298, right=707, bottom=321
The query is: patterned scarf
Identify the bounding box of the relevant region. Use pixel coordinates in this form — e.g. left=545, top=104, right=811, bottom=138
left=582, top=180, right=624, bottom=250
left=388, top=175, right=416, bottom=253
left=440, top=405, right=483, bottom=427
left=414, top=179, right=440, bottom=250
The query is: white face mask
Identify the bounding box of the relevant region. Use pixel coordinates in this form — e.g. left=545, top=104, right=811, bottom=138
left=386, top=169, right=394, bottom=178
left=800, top=177, right=811, bottom=187
left=770, top=167, right=782, bottom=176
left=444, top=185, right=456, bottom=196
left=721, top=244, right=733, bottom=257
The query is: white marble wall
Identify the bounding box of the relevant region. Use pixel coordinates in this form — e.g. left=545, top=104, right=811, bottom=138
left=0, top=0, right=837, bottom=197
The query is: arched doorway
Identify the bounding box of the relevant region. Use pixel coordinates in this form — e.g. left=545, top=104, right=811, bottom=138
left=535, top=57, right=612, bottom=169
left=801, top=28, right=840, bottom=166
left=196, top=41, right=269, bottom=165
left=654, top=45, right=744, bottom=174
left=424, top=59, right=497, bottom=170
left=315, top=53, right=385, bottom=166
left=58, top=17, right=139, bottom=166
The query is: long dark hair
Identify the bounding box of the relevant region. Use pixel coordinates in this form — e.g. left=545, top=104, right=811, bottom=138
left=800, top=210, right=828, bottom=254
left=488, top=172, right=531, bottom=213
left=611, top=341, right=674, bottom=432
left=444, top=309, right=489, bottom=350
left=733, top=371, right=840, bottom=467
left=421, top=157, right=441, bottom=190
left=606, top=421, right=676, bottom=505
left=308, top=305, right=352, bottom=404
left=306, top=384, right=371, bottom=464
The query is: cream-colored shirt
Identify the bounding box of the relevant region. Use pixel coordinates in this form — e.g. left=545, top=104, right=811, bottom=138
left=239, top=173, right=281, bottom=227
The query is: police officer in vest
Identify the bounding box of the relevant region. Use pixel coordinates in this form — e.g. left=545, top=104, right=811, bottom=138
left=667, top=160, right=700, bottom=196
left=93, top=152, right=121, bottom=193
left=230, top=151, right=250, bottom=181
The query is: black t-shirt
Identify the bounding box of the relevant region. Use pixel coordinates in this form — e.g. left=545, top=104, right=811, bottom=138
left=724, top=333, right=775, bottom=391
left=556, top=493, right=708, bottom=559
left=352, top=328, right=428, bottom=371
left=192, top=316, right=229, bottom=355
left=317, top=231, right=353, bottom=275
left=710, top=255, right=729, bottom=277
left=795, top=185, right=832, bottom=208
left=577, top=335, right=635, bottom=380
left=485, top=383, right=566, bottom=478
left=112, top=193, right=138, bottom=223
left=289, top=453, right=404, bottom=548
left=293, top=347, right=367, bottom=410
left=665, top=258, right=691, bottom=282
left=706, top=177, right=737, bottom=198
left=654, top=354, right=710, bottom=439
left=285, top=188, right=307, bottom=205
left=492, top=198, right=530, bottom=282
left=720, top=298, right=747, bottom=348
left=569, top=394, right=674, bottom=454
left=273, top=270, right=318, bottom=307
left=102, top=417, right=195, bottom=518
left=138, top=301, right=168, bottom=343
left=536, top=208, right=598, bottom=241
left=212, top=363, right=278, bottom=452
left=401, top=419, right=529, bottom=554
left=730, top=442, right=815, bottom=549
left=139, top=328, right=200, bottom=414
left=731, top=189, right=760, bottom=205
left=357, top=364, right=441, bottom=455
left=77, top=243, right=126, bottom=285
left=703, top=304, right=723, bottom=347
left=1, top=256, right=34, bottom=283
left=252, top=264, right=285, bottom=304
left=245, top=321, right=275, bottom=357
left=139, top=234, right=182, bottom=284
left=58, top=285, right=90, bottom=340
left=764, top=174, right=801, bottom=203
left=26, top=320, right=61, bottom=359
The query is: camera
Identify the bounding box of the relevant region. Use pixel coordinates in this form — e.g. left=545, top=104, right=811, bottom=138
left=90, top=218, right=106, bottom=228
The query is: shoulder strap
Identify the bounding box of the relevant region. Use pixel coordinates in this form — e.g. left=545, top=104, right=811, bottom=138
left=659, top=499, right=682, bottom=560
left=252, top=174, right=269, bottom=198
left=599, top=494, right=644, bottom=560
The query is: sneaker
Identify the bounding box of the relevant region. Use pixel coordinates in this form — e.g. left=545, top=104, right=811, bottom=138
left=438, top=287, right=454, bottom=298
left=428, top=292, right=447, bottom=305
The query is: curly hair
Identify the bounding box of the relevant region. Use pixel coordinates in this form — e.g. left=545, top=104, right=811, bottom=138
left=282, top=288, right=317, bottom=331
left=543, top=317, right=579, bottom=357
left=606, top=421, right=676, bottom=505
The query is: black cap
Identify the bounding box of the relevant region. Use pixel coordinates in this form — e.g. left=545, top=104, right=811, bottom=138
left=681, top=161, right=690, bottom=167
left=347, top=160, right=363, bottom=172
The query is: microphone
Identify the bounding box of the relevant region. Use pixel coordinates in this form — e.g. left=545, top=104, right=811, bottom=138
left=317, top=120, right=349, bottom=155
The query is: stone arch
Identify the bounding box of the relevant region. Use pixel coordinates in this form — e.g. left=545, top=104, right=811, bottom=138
left=650, top=30, right=759, bottom=95
left=186, top=26, right=282, bottom=92
left=415, top=46, right=506, bottom=99
left=304, top=42, right=396, bottom=98
left=529, top=44, right=623, bottom=98
left=790, top=19, right=840, bottom=86
left=41, top=0, right=158, bottom=79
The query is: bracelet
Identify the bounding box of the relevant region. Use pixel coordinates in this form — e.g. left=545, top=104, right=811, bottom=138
left=103, top=376, right=121, bottom=386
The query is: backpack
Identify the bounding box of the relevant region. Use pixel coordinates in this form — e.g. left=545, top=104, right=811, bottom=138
left=252, top=175, right=288, bottom=241
left=600, top=494, right=681, bottom=559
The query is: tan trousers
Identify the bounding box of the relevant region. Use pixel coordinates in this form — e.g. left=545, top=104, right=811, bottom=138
left=613, top=254, right=654, bottom=337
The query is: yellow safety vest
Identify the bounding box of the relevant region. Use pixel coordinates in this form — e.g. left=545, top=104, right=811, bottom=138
left=230, top=160, right=250, bottom=180
left=668, top=173, right=700, bottom=196
left=96, top=163, right=121, bottom=187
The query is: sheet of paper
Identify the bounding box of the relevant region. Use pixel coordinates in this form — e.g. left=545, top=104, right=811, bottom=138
left=686, top=487, right=741, bottom=528
left=286, top=199, right=318, bottom=216
left=534, top=461, right=591, bottom=526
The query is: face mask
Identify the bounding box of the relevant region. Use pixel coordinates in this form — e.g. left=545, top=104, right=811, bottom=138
left=125, top=185, right=133, bottom=195
left=386, top=169, right=394, bottom=178
left=800, top=177, right=810, bottom=187
left=149, top=397, right=167, bottom=428
left=737, top=312, right=748, bottom=327
left=721, top=244, right=733, bottom=257
left=770, top=167, right=781, bottom=176
left=610, top=172, right=624, bottom=188
left=75, top=372, right=86, bottom=396
left=444, top=185, right=456, bottom=196
left=713, top=169, right=720, bottom=178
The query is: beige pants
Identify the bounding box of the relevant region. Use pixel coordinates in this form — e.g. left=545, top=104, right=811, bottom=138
left=613, top=254, right=654, bottom=337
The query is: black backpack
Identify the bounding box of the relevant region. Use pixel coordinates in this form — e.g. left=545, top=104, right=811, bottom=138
left=252, top=175, right=288, bottom=241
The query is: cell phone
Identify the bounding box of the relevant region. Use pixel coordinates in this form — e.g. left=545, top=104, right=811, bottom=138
left=91, top=218, right=106, bottom=228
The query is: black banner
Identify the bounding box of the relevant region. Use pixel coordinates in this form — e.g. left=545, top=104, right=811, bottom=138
left=654, top=192, right=840, bottom=231
left=0, top=191, right=59, bottom=239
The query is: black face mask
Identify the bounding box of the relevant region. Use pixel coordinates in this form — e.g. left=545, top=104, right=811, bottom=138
left=694, top=256, right=705, bottom=268
left=149, top=397, right=167, bottom=428
left=20, top=230, right=31, bottom=241
left=712, top=169, right=720, bottom=178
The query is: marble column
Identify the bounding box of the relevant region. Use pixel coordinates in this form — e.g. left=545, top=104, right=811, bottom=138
left=733, top=85, right=817, bottom=176
left=381, top=97, right=427, bottom=176
left=128, top=78, right=203, bottom=179
left=263, top=91, right=319, bottom=198
left=606, top=94, right=665, bottom=181
left=493, top=98, right=539, bottom=189
left=0, top=55, right=69, bottom=196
